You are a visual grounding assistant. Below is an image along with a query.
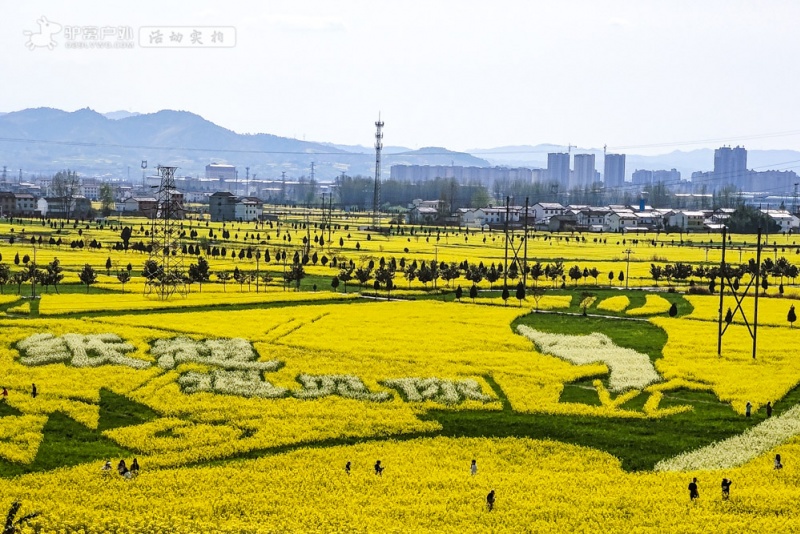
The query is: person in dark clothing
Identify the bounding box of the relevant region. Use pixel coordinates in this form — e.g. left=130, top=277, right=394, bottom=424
left=775, top=454, right=783, bottom=469
left=374, top=460, right=383, bottom=476
left=1, top=387, right=8, bottom=402
left=721, top=478, right=732, bottom=500
left=486, top=489, right=496, bottom=511
left=117, top=459, right=127, bottom=475
left=688, top=477, right=699, bottom=500
left=766, top=402, right=773, bottom=417
left=131, top=458, right=140, bottom=475
left=31, top=383, right=37, bottom=398
left=345, top=461, right=351, bottom=475
left=745, top=401, right=752, bottom=417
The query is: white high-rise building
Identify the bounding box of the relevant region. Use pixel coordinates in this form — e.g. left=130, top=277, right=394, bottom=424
left=573, top=154, right=596, bottom=188
left=604, top=154, right=626, bottom=189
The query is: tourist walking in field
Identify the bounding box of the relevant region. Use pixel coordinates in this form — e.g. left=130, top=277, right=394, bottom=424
left=131, top=458, right=140, bottom=475
left=775, top=454, right=783, bottom=469
left=721, top=478, right=732, bottom=500
left=471, top=459, right=477, bottom=476
left=101, top=460, right=112, bottom=473
left=117, top=459, right=127, bottom=476
left=345, top=461, right=351, bottom=475
left=688, top=478, right=699, bottom=500
left=374, top=460, right=384, bottom=476
left=31, top=383, right=37, bottom=398
left=1, top=386, right=7, bottom=401
left=766, top=402, right=773, bottom=417
left=745, top=401, right=752, bottom=417
left=486, top=490, right=496, bottom=511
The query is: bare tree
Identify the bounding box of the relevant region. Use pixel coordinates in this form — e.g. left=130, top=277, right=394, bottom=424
left=51, top=169, right=80, bottom=220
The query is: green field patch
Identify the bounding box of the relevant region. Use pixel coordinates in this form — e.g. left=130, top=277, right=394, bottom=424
left=0, top=412, right=133, bottom=478
left=97, top=389, right=160, bottom=432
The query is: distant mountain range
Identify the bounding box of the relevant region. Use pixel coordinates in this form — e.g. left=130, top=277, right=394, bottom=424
left=0, top=107, right=798, bottom=182
left=0, top=108, right=488, bottom=180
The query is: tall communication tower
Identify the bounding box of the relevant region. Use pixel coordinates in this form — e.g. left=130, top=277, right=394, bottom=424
left=372, top=114, right=384, bottom=227
left=146, top=165, right=185, bottom=299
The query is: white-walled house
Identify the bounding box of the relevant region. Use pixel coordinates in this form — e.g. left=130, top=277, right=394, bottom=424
left=668, top=211, right=706, bottom=231
left=605, top=211, right=638, bottom=232
left=531, top=202, right=565, bottom=222
left=762, top=209, right=800, bottom=232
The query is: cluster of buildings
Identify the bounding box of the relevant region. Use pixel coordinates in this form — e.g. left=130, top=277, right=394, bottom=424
left=391, top=146, right=800, bottom=203
left=409, top=199, right=800, bottom=234
left=0, top=191, right=94, bottom=218
left=691, top=146, right=799, bottom=193
left=208, top=192, right=264, bottom=222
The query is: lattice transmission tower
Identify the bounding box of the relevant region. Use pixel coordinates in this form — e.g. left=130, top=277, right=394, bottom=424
left=372, top=114, right=384, bottom=228
left=146, top=165, right=186, bottom=299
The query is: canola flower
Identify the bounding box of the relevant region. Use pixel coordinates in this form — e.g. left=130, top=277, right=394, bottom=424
left=6, top=301, right=30, bottom=315
left=626, top=294, right=672, bottom=316
left=37, top=290, right=358, bottom=315
left=651, top=317, right=800, bottom=412
left=596, top=295, right=630, bottom=312
left=1, top=436, right=799, bottom=532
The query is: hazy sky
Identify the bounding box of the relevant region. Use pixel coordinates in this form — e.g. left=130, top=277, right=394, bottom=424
left=3, top=1, right=800, bottom=154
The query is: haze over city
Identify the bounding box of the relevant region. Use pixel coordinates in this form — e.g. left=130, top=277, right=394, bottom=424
left=3, top=0, right=800, bottom=155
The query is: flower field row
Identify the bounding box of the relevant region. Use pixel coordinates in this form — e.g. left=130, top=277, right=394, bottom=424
left=626, top=294, right=673, bottom=316
left=1, top=436, right=800, bottom=533
left=596, top=295, right=630, bottom=312
left=36, top=289, right=358, bottom=315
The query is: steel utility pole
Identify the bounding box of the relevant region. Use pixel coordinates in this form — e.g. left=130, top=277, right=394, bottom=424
left=623, top=248, right=633, bottom=290
left=717, top=227, right=727, bottom=357
left=503, top=196, right=510, bottom=289
left=522, top=197, right=529, bottom=287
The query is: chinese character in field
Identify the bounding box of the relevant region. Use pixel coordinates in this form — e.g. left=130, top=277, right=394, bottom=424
left=178, top=370, right=287, bottom=398
left=17, top=333, right=148, bottom=369
left=294, top=374, right=391, bottom=402
left=383, top=378, right=492, bottom=405
left=151, top=336, right=281, bottom=372
left=149, top=30, right=163, bottom=44
left=190, top=30, right=202, bottom=44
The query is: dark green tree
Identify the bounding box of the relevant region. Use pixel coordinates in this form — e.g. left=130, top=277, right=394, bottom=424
left=515, top=281, right=525, bottom=307
left=117, top=270, right=131, bottom=293
left=0, top=263, right=9, bottom=294
left=338, top=266, right=354, bottom=293
left=188, top=257, right=211, bottom=292
left=78, top=264, right=97, bottom=293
